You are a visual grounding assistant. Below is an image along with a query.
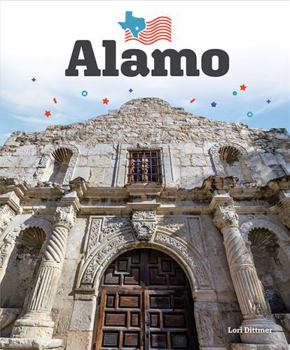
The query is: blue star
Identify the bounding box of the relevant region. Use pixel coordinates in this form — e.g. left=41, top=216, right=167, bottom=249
left=129, top=88, right=133, bottom=93
left=211, top=102, right=217, bottom=107
left=32, top=77, right=36, bottom=82
left=266, top=99, right=271, bottom=104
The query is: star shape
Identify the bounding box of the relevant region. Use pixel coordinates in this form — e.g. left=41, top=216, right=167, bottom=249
left=266, top=99, right=271, bottom=104
left=44, top=110, right=51, bottom=118
left=211, top=101, right=217, bottom=107
left=102, top=97, right=109, bottom=105
left=129, top=88, right=133, bottom=93
left=240, top=84, right=247, bottom=91
left=32, top=77, right=36, bottom=82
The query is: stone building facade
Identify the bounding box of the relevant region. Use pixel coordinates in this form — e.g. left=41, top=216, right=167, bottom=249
left=0, top=98, right=289, bottom=350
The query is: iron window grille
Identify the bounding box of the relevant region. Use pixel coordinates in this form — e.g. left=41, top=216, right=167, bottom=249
left=127, top=150, right=162, bottom=184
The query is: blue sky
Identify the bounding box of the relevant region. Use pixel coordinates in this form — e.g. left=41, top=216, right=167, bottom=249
left=0, top=1, right=289, bottom=146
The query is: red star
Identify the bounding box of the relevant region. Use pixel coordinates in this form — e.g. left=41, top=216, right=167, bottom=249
left=240, top=84, right=247, bottom=91
left=44, top=110, right=51, bottom=118
left=102, top=97, right=109, bottom=105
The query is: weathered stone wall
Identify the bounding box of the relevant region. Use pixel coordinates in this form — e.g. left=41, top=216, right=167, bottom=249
left=0, top=99, right=289, bottom=349
left=0, top=98, right=289, bottom=188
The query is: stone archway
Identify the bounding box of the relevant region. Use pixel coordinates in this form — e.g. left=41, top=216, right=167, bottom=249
left=68, top=216, right=225, bottom=350
left=94, top=248, right=199, bottom=350
left=77, top=230, right=213, bottom=293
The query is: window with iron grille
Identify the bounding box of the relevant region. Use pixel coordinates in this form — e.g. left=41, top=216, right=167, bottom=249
left=127, top=150, right=162, bottom=183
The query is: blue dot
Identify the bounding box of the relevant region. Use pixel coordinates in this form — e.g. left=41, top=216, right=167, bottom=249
left=81, top=90, right=88, bottom=97
left=232, top=91, right=237, bottom=96
left=247, top=111, right=253, bottom=118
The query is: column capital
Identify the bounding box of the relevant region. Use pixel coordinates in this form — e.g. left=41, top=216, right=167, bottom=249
left=209, top=191, right=239, bottom=231
left=53, top=206, right=76, bottom=229
left=53, top=191, right=80, bottom=229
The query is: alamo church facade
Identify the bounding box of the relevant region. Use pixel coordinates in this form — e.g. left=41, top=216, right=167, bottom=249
left=0, top=98, right=289, bottom=350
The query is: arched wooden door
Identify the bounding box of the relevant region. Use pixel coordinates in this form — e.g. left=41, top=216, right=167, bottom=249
left=95, top=249, right=198, bottom=350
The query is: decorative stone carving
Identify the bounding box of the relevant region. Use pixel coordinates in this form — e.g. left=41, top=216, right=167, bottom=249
left=81, top=233, right=135, bottom=285
left=53, top=206, right=76, bottom=230
left=87, top=218, right=102, bottom=252
left=209, top=142, right=248, bottom=176
left=34, top=143, right=79, bottom=185
left=131, top=210, right=157, bottom=241
left=213, top=204, right=239, bottom=230
left=155, top=232, right=211, bottom=288
left=101, top=217, right=131, bottom=240
left=86, top=217, right=132, bottom=254
left=158, top=216, right=187, bottom=237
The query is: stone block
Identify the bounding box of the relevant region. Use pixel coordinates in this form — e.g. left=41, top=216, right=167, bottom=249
left=69, top=298, right=96, bottom=332
left=66, top=331, right=93, bottom=350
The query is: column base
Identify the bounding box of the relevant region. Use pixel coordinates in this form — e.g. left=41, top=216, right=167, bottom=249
left=0, top=338, right=63, bottom=350
left=231, top=344, right=289, bottom=350
left=11, top=312, right=55, bottom=339
left=239, top=318, right=288, bottom=347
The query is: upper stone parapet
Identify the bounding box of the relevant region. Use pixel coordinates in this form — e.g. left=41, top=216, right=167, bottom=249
left=1, top=98, right=289, bottom=149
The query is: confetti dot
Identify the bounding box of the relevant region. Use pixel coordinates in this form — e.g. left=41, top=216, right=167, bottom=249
left=232, top=91, right=238, bottom=96
left=32, top=77, right=36, bottom=82
left=211, top=102, right=217, bottom=107
left=53, top=97, right=57, bottom=104
left=81, top=90, right=88, bottom=97
left=266, top=99, right=271, bottom=104
left=129, top=88, right=133, bottom=93
left=247, top=111, right=253, bottom=118
left=190, top=98, right=196, bottom=103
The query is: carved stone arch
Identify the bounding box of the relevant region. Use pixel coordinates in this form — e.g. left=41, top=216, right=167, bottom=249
left=34, top=143, right=79, bottom=185
left=0, top=216, right=52, bottom=327
left=2, top=216, right=52, bottom=246
left=78, top=229, right=213, bottom=293
left=240, top=218, right=290, bottom=315
left=209, top=142, right=252, bottom=182
left=240, top=219, right=290, bottom=242
left=209, top=142, right=248, bottom=175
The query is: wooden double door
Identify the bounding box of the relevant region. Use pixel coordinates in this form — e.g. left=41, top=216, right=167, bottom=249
left=95, top=249, right=198, bottom=350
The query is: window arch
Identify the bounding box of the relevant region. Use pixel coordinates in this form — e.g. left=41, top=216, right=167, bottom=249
left=209, top=143, right=252, bottom=183
left=34, top=144, right=79, bottom=185
left=47, top=147, right=73, bottom=183
left=248, top=227, right=289, bottom=314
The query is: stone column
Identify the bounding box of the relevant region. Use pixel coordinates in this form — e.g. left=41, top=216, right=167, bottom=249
left=210, top=192, right=288, bottom=346
left=12, top=195, right=79, bottom=339
left=0, top=191, right=21, bottom=281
